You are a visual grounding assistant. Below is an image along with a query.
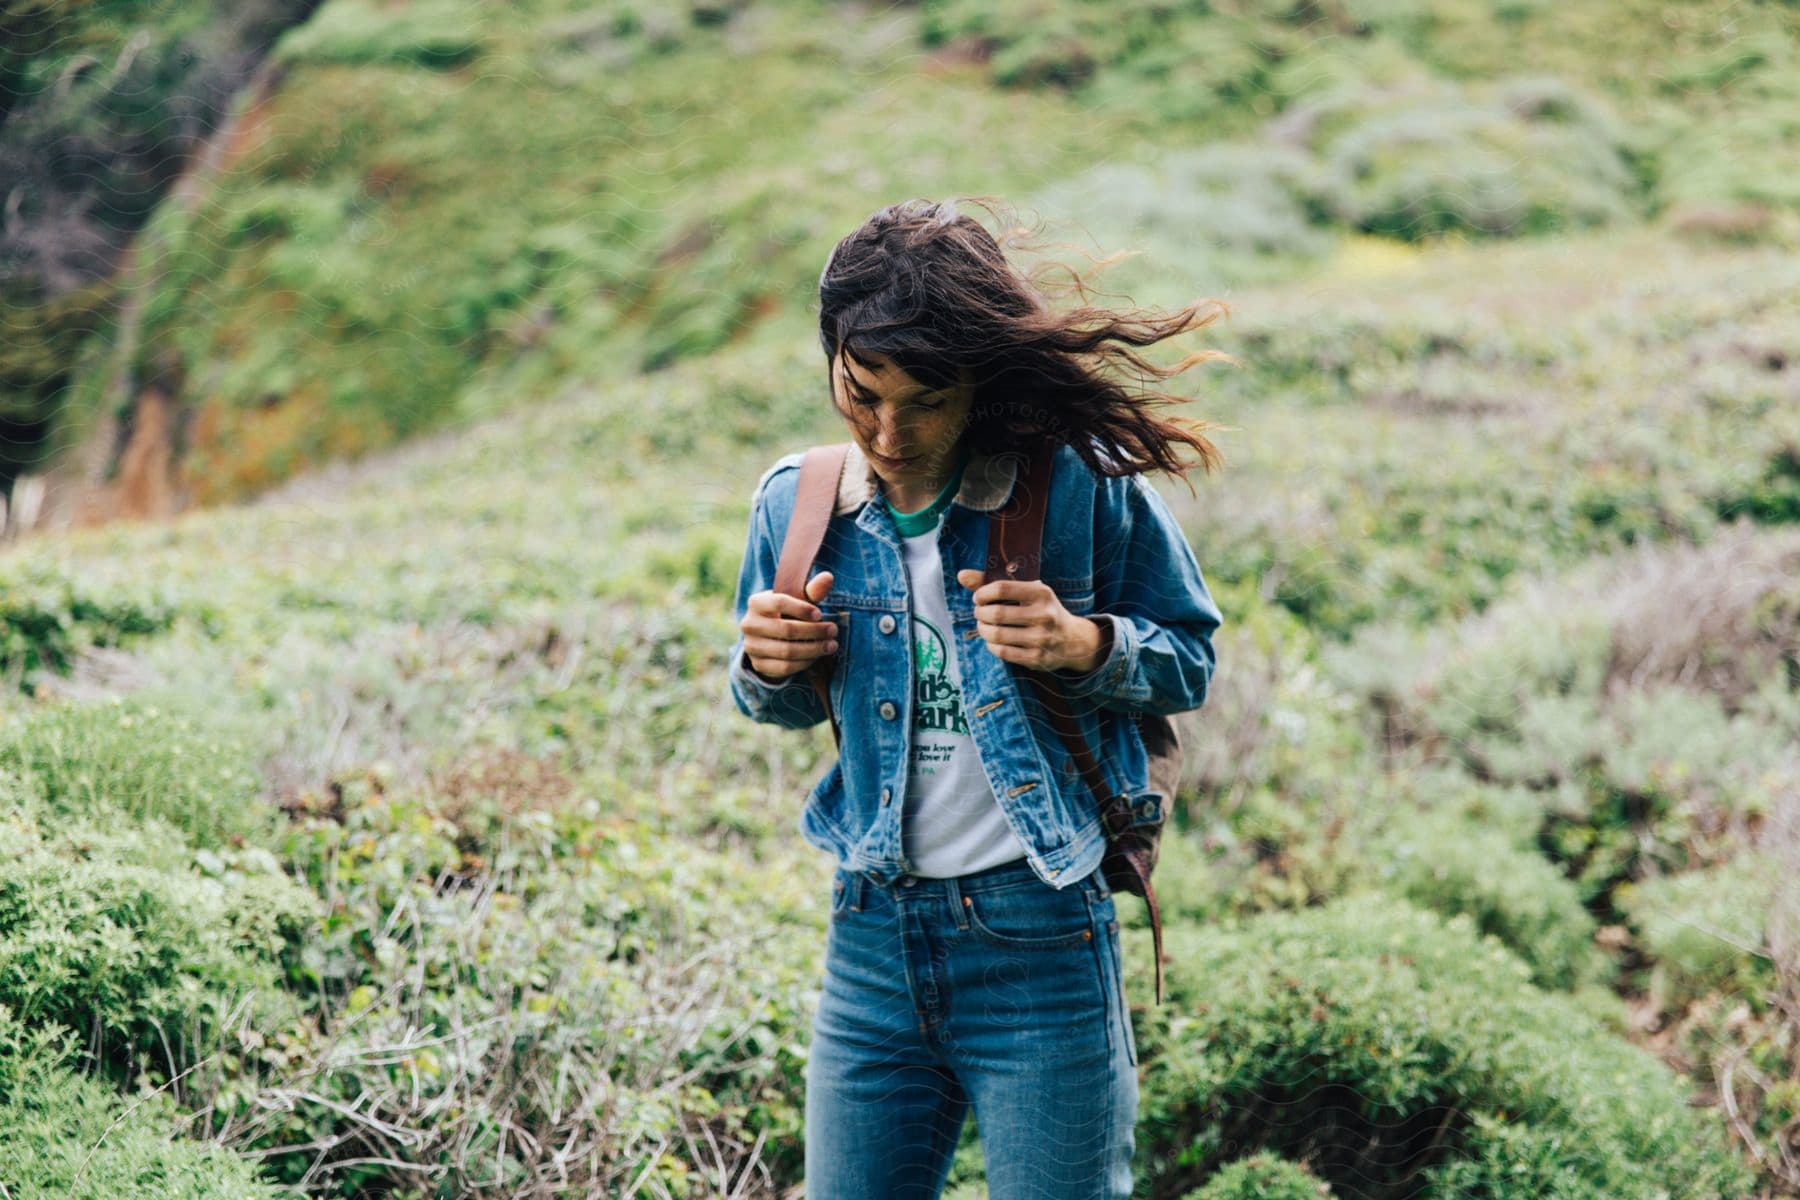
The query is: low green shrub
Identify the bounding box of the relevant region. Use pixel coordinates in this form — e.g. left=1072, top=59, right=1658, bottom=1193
left=1183, top=1151, right=1336, bottom=1200
left=0, top=564, right=178, bottom=696
left=1258, top=73, right=1651, bottom=242
left=0, top=805, right=315, bottom=1089
left=271, top=0, right=487, bottom=69
left=0, top=695, right=277, bottom=848
left=1616, top=851, right=1780, bottom=1013
left=1366, top=808, right=1608, bottom=992
left=1135, top=892, right=1756, bottom=1200
left=0, top=1005, right=288, bottom=1199
left=228, top=778, right=821, bottom=1197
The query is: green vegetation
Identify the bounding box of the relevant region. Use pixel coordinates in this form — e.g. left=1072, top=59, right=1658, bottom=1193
left=1181, top=1152, right=1335, bottom=1200
left=0, top=1007, right=286, bottom=1200
left=1138, top=896, right=1756, bottom=1198
left=3, top=0, right=1796, bottom=1196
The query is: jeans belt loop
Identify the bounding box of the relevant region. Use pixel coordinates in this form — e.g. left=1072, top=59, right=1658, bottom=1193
left=944, top=874, right=968, bottom=930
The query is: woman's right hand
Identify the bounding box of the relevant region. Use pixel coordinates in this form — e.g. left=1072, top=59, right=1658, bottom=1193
left=741, top=570, right=839, bottom=681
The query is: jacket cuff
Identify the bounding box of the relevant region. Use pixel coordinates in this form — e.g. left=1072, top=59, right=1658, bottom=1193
left=1051, top=613, right=1134, bottom=698
left=732, top=646, right=800, bottom=694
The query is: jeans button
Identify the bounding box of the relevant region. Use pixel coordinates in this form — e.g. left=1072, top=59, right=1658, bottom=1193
left=901, top=875, right=917, bottom=887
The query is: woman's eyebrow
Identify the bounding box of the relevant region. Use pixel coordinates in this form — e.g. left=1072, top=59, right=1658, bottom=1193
left=853, top=382, right=930, bottom=404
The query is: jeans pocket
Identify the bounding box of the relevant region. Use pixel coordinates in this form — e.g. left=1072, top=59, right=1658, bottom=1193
left=964, top=881, right=1094, bottom=949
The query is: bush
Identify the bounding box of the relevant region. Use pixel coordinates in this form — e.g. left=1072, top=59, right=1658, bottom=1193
left=1184, top=1151, right=1335, bottom=1200
left=0, top=804, right=315, bottom=1089
left=218, top=781, right=821, bottom=1197
left=271, top=0, right=487, bottom=69
left=1135, top=893, right=1756, bottom=1200
left=1367, top=808, right=1608, bottom=992
left=1616, top=852, right=1780, bottom=1013
left=0, top=1005, right=287, bottom=1200
left=0, top=695, right=277, bottom=849
left=1303, top=75, right=1649, bottom=241
left=0, top=564, right=178, bottom=696
left=1032, top=142, right=1340, bottom=290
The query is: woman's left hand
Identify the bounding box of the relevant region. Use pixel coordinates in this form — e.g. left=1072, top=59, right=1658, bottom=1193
left=956, top=569, right=1108, bottom=674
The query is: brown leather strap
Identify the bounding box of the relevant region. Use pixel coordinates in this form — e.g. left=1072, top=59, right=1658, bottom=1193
left=982, top=444, right=1116, bottom=820
left=771, top=444, right=849, bottom=750
left=986, top=442, right=1166, bottom=1006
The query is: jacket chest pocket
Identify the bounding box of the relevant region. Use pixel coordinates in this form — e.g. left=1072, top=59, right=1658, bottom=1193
left=823, top=606, right=891, bottom=711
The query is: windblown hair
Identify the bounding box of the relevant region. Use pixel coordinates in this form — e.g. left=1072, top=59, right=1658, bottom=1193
left=816, top=195, right=1234, bottom=495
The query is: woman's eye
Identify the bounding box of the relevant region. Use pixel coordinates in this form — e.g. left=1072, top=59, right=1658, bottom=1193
left=841, top=387, right=942, bottom=411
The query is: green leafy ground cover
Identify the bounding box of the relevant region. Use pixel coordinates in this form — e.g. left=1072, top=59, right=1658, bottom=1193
left=4, top=0, right=1797, bottom=1196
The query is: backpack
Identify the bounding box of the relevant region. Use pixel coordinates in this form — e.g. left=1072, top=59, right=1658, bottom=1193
left=771, top=441, right=1177, bottom=1005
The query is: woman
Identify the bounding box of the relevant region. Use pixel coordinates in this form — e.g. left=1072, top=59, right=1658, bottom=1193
left=728, top=198, right=1227, bottom=1200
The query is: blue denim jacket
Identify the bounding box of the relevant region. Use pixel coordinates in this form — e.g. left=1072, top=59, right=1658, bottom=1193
left=728, top=439, right=1222, bottom=890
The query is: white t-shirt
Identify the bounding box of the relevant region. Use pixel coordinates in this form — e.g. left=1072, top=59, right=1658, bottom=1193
left=897, top=512, right=1030, bottom=877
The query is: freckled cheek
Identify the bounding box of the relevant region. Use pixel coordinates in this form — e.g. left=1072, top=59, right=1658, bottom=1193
left=917, top=413, right=960, bottom=448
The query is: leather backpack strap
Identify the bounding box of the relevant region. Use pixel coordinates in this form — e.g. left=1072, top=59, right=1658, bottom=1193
left=770, top=443, right=850, bottom=750
left=986, top=441, right=1166, bottom=1006
left=982, top=445, right=1112, bottom=808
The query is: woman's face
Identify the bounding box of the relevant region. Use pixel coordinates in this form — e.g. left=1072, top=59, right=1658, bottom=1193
left=829, top=349, right=974, bottom=487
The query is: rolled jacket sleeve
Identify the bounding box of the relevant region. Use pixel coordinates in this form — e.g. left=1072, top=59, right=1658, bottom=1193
left=1053, top=471, right=1221, bottom=716
left=728, top=464, right=831, bottom=730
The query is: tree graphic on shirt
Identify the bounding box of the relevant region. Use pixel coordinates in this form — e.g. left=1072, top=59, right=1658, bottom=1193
left=911, top=616, right=968, bottom=738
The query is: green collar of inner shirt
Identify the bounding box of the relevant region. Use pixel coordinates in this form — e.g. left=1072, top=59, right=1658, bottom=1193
left=882, top=445, right=971, bottom=537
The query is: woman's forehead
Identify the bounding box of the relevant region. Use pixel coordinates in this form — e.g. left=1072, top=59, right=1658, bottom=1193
left=835, top=348, right=921, bottom=398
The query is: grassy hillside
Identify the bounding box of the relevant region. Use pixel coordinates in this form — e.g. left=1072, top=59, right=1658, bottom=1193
left=3, top=1, right=1798, bottom=1197
left=30, top=0, right=1799, bottom=512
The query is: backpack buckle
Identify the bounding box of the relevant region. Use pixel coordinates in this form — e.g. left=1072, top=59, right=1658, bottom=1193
left=1100, top=793, right=1135, bottom=838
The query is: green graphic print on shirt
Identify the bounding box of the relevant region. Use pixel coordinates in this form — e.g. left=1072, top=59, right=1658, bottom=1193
left=884, top=447, right=1028, bottom=876
left=912, top=614, right=968, bottom=772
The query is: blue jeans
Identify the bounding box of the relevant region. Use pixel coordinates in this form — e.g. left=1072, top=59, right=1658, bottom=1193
left=805, top=854, right=1139, bottom=1199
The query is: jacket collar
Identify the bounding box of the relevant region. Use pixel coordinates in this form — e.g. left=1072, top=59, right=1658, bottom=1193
left=833, top=439, right=1019, bottom=516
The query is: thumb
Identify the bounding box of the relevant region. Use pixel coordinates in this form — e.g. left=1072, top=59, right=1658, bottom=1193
left=805, top=570, right=835, bottom=603
left=956, top=568, right=985, bottom=590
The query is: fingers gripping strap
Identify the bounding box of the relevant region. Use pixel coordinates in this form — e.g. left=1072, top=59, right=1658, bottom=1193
left=991, top=446, right=1117, bottom=804
left=771, top=444, right=850, bottom=749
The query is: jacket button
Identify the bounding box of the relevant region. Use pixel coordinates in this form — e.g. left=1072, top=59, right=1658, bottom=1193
left=881, top=786, right=892, bottom=805
left=879, top=700, right=897, bottom=719
left=879, top=614, right=896, bottom=634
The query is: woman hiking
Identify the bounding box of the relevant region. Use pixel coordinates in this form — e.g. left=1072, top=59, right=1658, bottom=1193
left=728, top=197, right=1227, bottom=1200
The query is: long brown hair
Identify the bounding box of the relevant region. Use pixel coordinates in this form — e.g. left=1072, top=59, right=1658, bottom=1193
left=816, top=195, right=1234, bottom=497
